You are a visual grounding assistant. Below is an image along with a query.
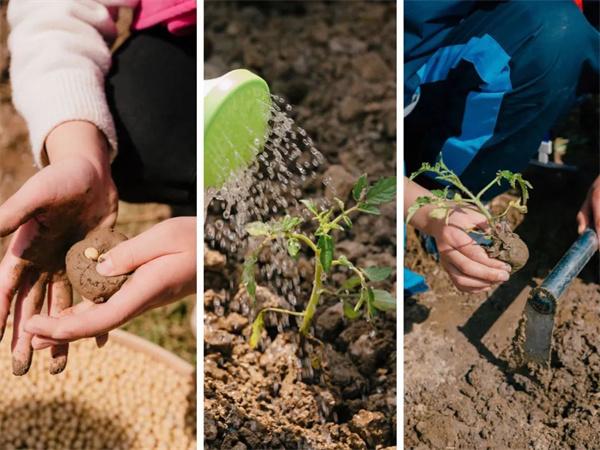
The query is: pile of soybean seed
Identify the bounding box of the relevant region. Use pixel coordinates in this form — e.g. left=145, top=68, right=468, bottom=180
left=0, top=327, right=196, bottom=450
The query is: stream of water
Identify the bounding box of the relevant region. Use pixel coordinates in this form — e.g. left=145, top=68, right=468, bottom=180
left=205, top=94, right=326, bottom=253
left=205, top=95, right=343, bottom=384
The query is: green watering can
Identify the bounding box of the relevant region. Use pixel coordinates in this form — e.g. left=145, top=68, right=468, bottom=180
left=204, top=69, right=271, bottom=189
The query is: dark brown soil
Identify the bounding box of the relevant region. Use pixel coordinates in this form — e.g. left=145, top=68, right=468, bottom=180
left=66, top=228, right=128, bottom=303
left=205, top=1, right=396, bottom=449
left=405, top=99, right=600, bottom=449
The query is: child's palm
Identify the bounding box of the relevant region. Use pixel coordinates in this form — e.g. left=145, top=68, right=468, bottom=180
left=0, top=155, right=118, bottom=374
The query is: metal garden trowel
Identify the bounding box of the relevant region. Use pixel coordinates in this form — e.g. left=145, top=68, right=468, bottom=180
left=522, top=228, right=598, bottom=365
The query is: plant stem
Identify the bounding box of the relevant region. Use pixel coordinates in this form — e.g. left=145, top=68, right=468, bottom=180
left=476, top=175, right=501, bottom=201
left=261, top=307, right=306, bottom=318
left=289, top=232, right=318, bottom=253
left=299, top=252, right=323, bottom=335
left=448, top=178, right=493, bottom=222
left=331, top=261, right=366, bottom=285
left=331, top=260, right=368, bottom=311
left=427, top=167, right=494, bottom=224
left=330, top=205, right=359, bottom=228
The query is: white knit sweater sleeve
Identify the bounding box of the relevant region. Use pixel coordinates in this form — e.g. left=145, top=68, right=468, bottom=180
left=7, top=0, right=139, bottom=167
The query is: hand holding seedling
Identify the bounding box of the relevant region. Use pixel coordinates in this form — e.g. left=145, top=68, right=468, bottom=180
left=0, top=121, right=117, bottom=375
left=405, top=160, right=531, bottom=292
left=576, top=175, right=600, bottom=237
left=25, top=217, right=196, bottom=349
left=243, top=174, right=396, bottom=348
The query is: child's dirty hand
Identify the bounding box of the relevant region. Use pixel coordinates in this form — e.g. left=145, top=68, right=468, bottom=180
left=24, top=217, right=196, bottom=347
left=576, top=175, right=600, bottom=236
left=430, top=208, right=512, bottom=293
left=0, top=121, right=117, bottom=375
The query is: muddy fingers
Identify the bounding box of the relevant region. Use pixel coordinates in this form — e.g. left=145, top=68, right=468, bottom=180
left=47, top=272, right=72, bottom=374
left=0, top=259, right=27, bottom=342
left=11, top=271, right=48, bottom=376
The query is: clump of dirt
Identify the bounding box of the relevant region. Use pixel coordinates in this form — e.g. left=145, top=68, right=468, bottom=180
left=406, top=279, right=600, bottom=449
left=487, top=221, right=529, bottom=272
left=204, top=286, right=396, bottom=450
left=66, top=228, right=128, bottom=303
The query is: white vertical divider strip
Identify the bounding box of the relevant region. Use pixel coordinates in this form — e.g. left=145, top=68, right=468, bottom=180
left=197, top=1, right=204, bottom=448
left=397, top=1, right=405, bottom=448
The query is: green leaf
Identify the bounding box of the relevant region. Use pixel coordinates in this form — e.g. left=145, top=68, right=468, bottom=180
left=405, top=204, right=420, bottom=225
left=330, top=222, right=345, bottom=232
left=406, top=196, right=444, bottom=223
left=495, top=171, right=532, bottom=206
left=513, top=174, right=532, bottom=206
left=287, top=238, right=301, bottom=258
left=317, top=209, right=333, bottom=224
left=405, top=196, right=435, bottom=224
left=245, top=222, right=271, bottom=236
left=366, top=287, right=377, bottom=318
left=342, top=215, right=352, bottom=227
left=408, top=162, right=433, bottom=181
left=362, top=266, right=392, bottom=282
left=337, top=255, right=353, bottom=268
left=242, top=255, right=257, bottom=301
left=318, top=235, right=334, bottom=273
left=429, top=207, right=448, bottom=220
left=311, top=355, right=321, bottom=370
left=352, top=174, right=368, bottom=201
left=280, top=215, right=302, bottom=232
left=372, top=289, right=396, bottom=311
left=343, top=301, right=361, bottom=320
left=300, top=199, right=318, bottom=216
left=357, top=203, right=381, bottom=215
left=341, top=276, right=361, bottom=290
left=366, top=176, right=396, bottom=205
left=249, top=311, right=265, bottom=349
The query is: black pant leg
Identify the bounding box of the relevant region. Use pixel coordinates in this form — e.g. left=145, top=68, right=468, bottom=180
left=106, top=27, right=196, bottom=212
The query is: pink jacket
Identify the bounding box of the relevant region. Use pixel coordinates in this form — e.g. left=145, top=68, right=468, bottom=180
left=133, top=0, right=196, bottom=35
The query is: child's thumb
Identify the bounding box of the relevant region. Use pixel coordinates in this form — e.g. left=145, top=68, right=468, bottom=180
left=96, top=236, right=154, bottom=277
left=96, top=253, right=118, bottom=276
left=95, top=221, right=175, bottom=277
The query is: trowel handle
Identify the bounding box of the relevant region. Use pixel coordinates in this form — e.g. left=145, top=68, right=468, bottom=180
left=541, top=228, right=598, bottom=299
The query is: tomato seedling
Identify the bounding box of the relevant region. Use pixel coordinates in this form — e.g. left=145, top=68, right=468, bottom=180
left=406, top=160, right=531, bottom=271
left=243, top=174, right=396, bottom=348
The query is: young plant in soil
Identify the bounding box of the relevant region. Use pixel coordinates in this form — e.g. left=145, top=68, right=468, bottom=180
left=406, top=160, right=531, bottom=271
left=243, top=175, right=396, bottom=348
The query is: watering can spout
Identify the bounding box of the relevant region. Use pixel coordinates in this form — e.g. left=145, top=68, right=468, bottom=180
left=204, top=69, right=271, bottom=189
